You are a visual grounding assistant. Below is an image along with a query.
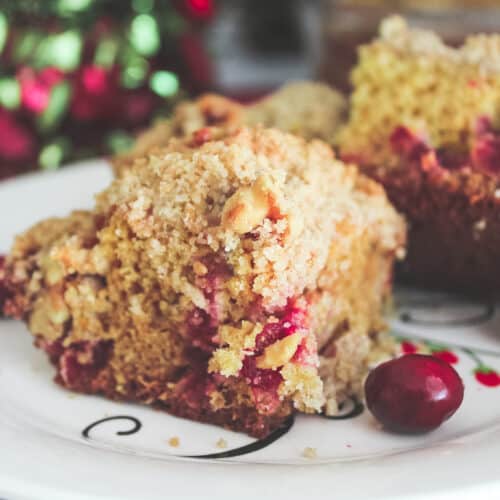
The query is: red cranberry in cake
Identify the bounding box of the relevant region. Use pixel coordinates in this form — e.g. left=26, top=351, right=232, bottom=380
left=3, top=127, right=404, bottom=437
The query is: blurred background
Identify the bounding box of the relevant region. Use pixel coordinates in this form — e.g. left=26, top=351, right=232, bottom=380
left=1, top=0, right=499, bottom=179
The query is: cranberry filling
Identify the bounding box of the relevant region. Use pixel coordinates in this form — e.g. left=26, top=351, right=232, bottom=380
left=39, top=340, right=113, bottom=389
left=173, top=363, right=213, bottom=411
left=471, top=136, right=500, bottom=175
left=391, top=119, right=500, bottom=178
left=60, top=340, right=112, bottom=388
left=254, top=300, right=307, bottom=354
left=390, top=126, right=430, bottom=161
left=35, top=338, right=65, bottom=364
left=240, top=300, right=309, bottom=413
left=186, top=257, right=232, bottom=351
left=186, top=307, right=217, bottom=351
left=241, top=356, right=283, bottom=414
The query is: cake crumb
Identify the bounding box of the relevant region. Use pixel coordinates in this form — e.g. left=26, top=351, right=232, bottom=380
left=168, top=436, right=180, bottom=447
left=216, top=438, right=227, bottom=449
left=302, top=447, right=317, bottom=459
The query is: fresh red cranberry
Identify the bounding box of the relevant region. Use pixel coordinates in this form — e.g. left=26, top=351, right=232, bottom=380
left=365, top=354, right=464, bottom=433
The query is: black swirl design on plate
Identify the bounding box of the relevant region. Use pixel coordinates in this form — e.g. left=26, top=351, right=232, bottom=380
left=398, top=297, right=495, bottom=326
left=321, top=398, right=364, bottom=420
left=82, top=415, right=142, bottom=439
left=182, top=415, right=295, bottom=459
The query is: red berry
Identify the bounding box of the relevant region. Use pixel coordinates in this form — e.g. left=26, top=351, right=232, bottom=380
left=474, top=368, right=500, bottom=387
left=401, top=340, right=417, bottom=354
left=432, top=350, right=459, bottom=365
left=365, top=354, right=464, bottom=434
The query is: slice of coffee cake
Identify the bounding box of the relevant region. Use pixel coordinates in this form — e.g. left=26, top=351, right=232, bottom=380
left=338, top=16, right=500, bottom=291
left=4, top=127, right=404, bottom=437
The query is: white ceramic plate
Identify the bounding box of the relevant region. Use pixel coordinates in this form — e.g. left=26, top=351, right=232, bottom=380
left=1, top=161, right=500, bottom=500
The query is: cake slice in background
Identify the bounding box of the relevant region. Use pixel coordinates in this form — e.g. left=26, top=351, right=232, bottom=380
left=338, top=16, right=500, bottom=292
left=3, top=127, right=404, bottom=437
left=112, top=81, right=346, bottom=176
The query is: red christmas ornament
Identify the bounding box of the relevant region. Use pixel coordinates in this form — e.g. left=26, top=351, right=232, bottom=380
left=179, top=34, right=213, bottom=91
left=122, top=90, right=156, bottom=125
left=0, top=109, right=36, bottom=162
left=82, top=65, right=109, bottom=94
left=70, top=65, right=119, bottom=121
left=185, top=0, right=214, bottom=20
left=18, top=67, right=64, bottom=114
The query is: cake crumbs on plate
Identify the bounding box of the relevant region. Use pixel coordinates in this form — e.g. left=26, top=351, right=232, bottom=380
left=302, top=447, right=317, bottom=459
left=168, top=436, right=180, bottom=448
left=216, top=438, right=227, bottom=449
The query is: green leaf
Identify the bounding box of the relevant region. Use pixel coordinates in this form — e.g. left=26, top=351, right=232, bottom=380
left=474, top=365, right=495, bottom=374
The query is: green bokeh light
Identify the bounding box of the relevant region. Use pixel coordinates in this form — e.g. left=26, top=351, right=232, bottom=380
left=34, top=31, right=82, bottom=71
left=150, top=70, right=178, bottom=97
left=37, top=82, right=71, bottom=132
left=107, top=130, right=134, bottom=153
left=94, top=37, right=119, bottom=68
left=132, top=0, right=154, bottom=14
left=129, top=14, right=160, bottom=57
left=39, top=138, right=69, bottom=170
left=50, top=31, right=83, bottom=71
left=57, top=0, right=93, bottom=14
left=0, top=78, right=20, bottom=110
left=13, top=32, right=42, bottom=62
left=121, top=57, right=149, bottom=88
left=0, top=13, right=8, bottom=55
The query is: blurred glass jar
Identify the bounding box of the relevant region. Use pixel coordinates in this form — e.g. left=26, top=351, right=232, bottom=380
left=319, top=0, right=500, bottom=92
